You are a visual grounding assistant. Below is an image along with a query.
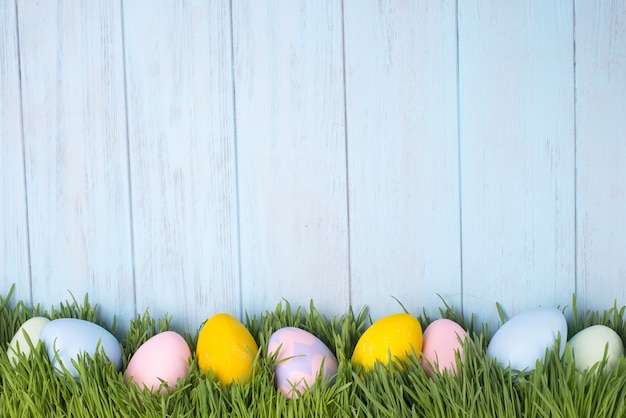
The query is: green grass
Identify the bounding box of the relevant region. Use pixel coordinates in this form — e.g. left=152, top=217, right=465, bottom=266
left=1, top=287, right=626, bottom=417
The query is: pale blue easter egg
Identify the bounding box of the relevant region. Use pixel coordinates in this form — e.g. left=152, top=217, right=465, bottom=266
left=267, top=327, right=338, bottom=399
left=40, top=318, right=122, bottom=377
left=487, top=307, right=567, bottom=372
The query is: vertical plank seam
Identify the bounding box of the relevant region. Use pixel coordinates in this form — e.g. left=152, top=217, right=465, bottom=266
left=119, top=0, right=137, bottom=320
left=14, top=0, right=34, bottom=307
left=340, top=0, right=353, bottom=309
left=572, top=0, right=578, bottom=303
left=455, top=0, right=465, bottom=317
left=229, top=0, right=244, bottom=320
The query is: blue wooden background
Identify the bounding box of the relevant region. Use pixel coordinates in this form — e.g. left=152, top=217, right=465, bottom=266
left=1, top=0, right=625, bottom=334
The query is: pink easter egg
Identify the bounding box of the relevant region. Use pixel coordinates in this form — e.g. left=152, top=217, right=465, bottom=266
left=268, top=327, right=338, bottom=399
left=125, top=331, right=191, bottom=393
left=421, top=319, right=468, bottom=378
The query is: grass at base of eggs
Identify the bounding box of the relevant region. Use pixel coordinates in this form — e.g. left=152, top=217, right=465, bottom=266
left=2, top=286, right=626, bottom=417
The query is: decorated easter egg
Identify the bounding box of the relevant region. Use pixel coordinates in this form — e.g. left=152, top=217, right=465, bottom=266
left=125, top=331, right=192, bottom=393
left=196, top=313, right=259, bottom=386
left=487, top=307, right=567, bottom=372
left=567, top=325, right=625, bottom=373
left=7, top=317, right=50, bottom=366
left=267, top=327, right=338, bottom=399
left=421, top=319, right=468, bottom=378
left=40, top=318, right=122, bottom=377
left=352, top=313, right=423, bottom=371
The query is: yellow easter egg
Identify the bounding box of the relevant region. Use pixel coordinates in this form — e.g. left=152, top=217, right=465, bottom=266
left=352, top=313, right=422, bottom=371
left=196, top=313, right=259, bottom=386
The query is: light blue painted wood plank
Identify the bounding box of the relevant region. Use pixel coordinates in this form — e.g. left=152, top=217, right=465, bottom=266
left=575, top=1, right=626, bottom=312
left=1, top=0, right=31, bottom=305
left=343, top=0, right=461, bottom=320
left=123, top=0, right=240, bottom=332
left=233, top=1, right=350, bottom=318
left=458, top=1, right=576, bottom=328
left=17, top=0, right=134, bottom=328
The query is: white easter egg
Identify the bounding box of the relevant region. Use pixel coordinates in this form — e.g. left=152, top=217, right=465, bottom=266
left=568, top=325, right=624, bottom=373
left=7, top=317, right=50, bottom=366
left=487, top=307, right=567, bottom=372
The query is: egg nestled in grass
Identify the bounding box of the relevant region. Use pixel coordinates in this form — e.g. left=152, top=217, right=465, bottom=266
left=7, top=317, right=50, bottom=366
left=196, top=313, right=259, bottom=386
left=125, top=331, right=191, bottom=393
left=352, top=313, right=423, bottom=371
left=421, top=318, right=468, bottom=378
left=267, top=327, right=338, bottom=399
left=487, top=307, right=567, bottom=372
left=567, top=325, right=624, bottom=373
left=40, top=318, right=122, bottom=377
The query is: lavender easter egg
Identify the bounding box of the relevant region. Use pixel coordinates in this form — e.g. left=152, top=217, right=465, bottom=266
left=268, top=327, right=338, bottom=399
left=7, top=317, right=50, bottom=366
left=487, top=307, right=567, bottom=372
left=40, top=318, right=122, bottom=377
left=421, top=319, right=468, bottom=378
left=125, top=331, right=192, bottom=393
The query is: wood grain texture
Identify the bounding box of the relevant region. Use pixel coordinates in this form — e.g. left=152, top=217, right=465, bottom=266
left=233, top=0, right=350, bottom=318
left=458, top=0, right=576, bottom=327
left=1, top=0, right=31, bottom=305
left=123, top=0, right=240, bottom=332
left=343, top=0, right=461, bottom=320
left=3, top=0, right=626, bottom=330
left=17, top=0, right=133, bottom=327
left=575, top=1, right=626, bottom=312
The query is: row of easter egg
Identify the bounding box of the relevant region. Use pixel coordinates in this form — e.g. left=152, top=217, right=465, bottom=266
left=7, top=308, right=624, bottom=398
